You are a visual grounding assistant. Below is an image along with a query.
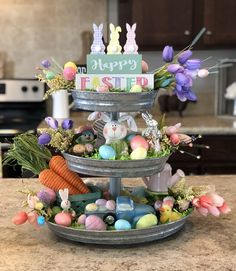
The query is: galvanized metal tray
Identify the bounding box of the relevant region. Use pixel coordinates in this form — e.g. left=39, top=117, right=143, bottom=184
left=47, top=215, right=189, bottom=245
left=63, top=152, right=170, bottom=178
left=71, top=90, right=158, bottom=112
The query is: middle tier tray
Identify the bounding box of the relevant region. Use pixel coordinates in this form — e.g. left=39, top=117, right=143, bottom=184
left=63, top=152, right=170, bottom=178
left=71, top=90, right=158, bottom=112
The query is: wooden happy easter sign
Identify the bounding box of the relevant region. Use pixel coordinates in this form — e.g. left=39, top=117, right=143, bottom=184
left=76, top=74, right=154, bottom=91
left=87, top=54, right=142, bottom=74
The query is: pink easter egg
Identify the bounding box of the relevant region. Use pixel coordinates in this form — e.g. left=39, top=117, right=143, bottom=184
left=54, top=212, right=72, bottom=227
left=130, top=135, right=149, bottom=150
left=142, top=60, right=149, bottom=73
left=63, top=67, right=76, bottom=81
left=170, top=133, right=180, bottom=145
left=96, top=85, right=109, bottom=92
left=64, top=61, right=77, bottom=72
left=12, top=211, right=28, bottom=225
left=85, top=215, right=107, bottom=231
left=105, top=200, right=116, bottom=211
left=77, top=214, right=86, bottom=225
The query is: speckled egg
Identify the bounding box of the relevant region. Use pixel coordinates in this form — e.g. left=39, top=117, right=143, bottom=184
left=135, top=214, right=158, bottom=229
left=130, top=84, right=142, bottom=92
left=85, top=215, right=107, bottom=231
left=77, top=214, right=86, bottom=225
left=54, top=212, right=72, bottom=227
left=114, top=219, right=132, bottom=230
left=130, top=135, right=149, bottom=150
left=85, top=143, right=94, bottom=154
left=105, top=200, right=116, bottom=211
left=85, top=203, right=98, bottom=212
left=72, top=144, right=86, bottom=154
left=99, top=145, right=116, bottom=159
left=130, top=147, right=147, bottom=160
left=95, top=198, right=107, bottom=206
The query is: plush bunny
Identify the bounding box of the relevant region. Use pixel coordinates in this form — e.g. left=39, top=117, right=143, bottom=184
left=58, top=188, right=71, bottom=211
left=107, top=23, right=122, bottom=54
left=90, top=23, right=105, bottom=54
left=88, top=112, right=137, bottom=144
left=123, top=23, right=138, bottom=54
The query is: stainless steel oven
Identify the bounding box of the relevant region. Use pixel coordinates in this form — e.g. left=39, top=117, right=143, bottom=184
left=0, top=79, right=46, bottom=178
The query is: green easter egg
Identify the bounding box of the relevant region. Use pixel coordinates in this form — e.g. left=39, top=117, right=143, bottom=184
left=51, top=206, right=62, bottom=216
left=46, top=71, right=55, bottom=80
left=135, top=214, right=158, bottom=229
left=130, top=84, right=142, bottom=92
left=109, top=140, right=128, bottom=159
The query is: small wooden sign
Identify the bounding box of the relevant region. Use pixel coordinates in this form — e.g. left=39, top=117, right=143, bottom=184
left=76, top=73, right=154, bottom=91
left=87, top=54, right=142, bottom=74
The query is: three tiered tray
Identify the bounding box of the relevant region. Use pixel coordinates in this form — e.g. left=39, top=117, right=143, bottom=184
left=47, top=90, right=191, bottom=245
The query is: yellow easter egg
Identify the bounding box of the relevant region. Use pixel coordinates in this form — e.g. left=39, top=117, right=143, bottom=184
left=136, top=214, right=158, bottom=229
left=130, top=147, right=147, bottom=160
left=64, top=61, right=77, bottom=72
left=130, top=84, right=142, bottom=92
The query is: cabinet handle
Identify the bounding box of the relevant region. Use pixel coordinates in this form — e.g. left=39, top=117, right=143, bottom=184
left=184, top=30, right=191, bottom=36
left=206, top=30, right=212, bottom=35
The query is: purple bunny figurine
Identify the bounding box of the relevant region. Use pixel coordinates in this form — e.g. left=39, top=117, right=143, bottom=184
left=123, top=23, right=138, bottom=54
left=90, top=23, right=105, bottom=54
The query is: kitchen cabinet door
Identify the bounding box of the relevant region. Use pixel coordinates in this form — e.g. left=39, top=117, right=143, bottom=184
left=203, top=0, right=236, bottom=46
left=118, top=0, right=194, bottom=50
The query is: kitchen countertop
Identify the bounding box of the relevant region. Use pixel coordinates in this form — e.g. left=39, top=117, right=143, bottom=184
left=0, top=176, right=235, bottom=271
left=38, top=112, right=236, bottom=135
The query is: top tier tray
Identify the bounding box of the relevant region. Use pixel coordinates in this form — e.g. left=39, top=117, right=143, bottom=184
left=71, top=90, right=158, bottom=112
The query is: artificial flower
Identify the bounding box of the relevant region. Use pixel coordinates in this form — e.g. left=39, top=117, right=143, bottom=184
left=38, top=133, right=51, bottom=145
left=61, top=119, right=73, bottom=130
left=45, top=117, right=58, bottom=129
left=162, top=45, right=174, bottom=62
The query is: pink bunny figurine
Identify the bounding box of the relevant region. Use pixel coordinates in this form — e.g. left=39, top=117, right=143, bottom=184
left=90, top=23, right=105, bottom=54
left=123, top=23, right=138, bottom=54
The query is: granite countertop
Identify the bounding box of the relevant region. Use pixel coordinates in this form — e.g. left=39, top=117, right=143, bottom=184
left=0, top=176, right=236, bottom=271
left=38, top=111, right=236, bottom=135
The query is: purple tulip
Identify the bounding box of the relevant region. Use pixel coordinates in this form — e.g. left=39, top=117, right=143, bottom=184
left=41, top=59, right=51, bottom=69
left=175, top=72, right=189, bottom=86
left=162, top=46, right=174, bottom=62
left=45, top=117, right=58, bottom=129
left=167, top=64, right=184, bottom=74
left=61, top=119, right=73, bottom=130
left=178, top=50, right=192, bottom=65
left=185, top=59, right=201, bottom=70
left=38, top=133, right=51, bottom=145
left=184, top=88, right=197, bottom=101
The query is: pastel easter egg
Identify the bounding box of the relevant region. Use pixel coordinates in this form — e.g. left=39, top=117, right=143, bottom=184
left=44, top=188, right=56, bottom=204
left=12, top=211, right=28, bottom=225
left=170, top=133, right=180, bottom=145
left=96, top=85, right=109, bottom=92
left=72, top=144, right=86, bottom=154
left=85, top=215, right=107, bottom=231
left=85, top=143, right=94, bottom=154
left=95, top=198, right=107, bottom=206
left=46, top=71, right=55, bottom=80
left=130, top=84, right=142, bottom=92
left=34, top=201, right=44, bottom=211
left=99, top=145, right=116, bottom=160
left=85, top=203, right=98, bottom=212
left=114, top=219, right=132, bottom=231
left=142, top=60, right=149, bottom=73
left=130, top=135, right=149, bottom=150
left=64, top=61, right=77, bottom=72
left=135, top=214, right=158, bottom=229
left=105, top=200, right=116, bottom=211
left=130, top=147, right=147, bottom=160
left=63, top=67, right=76, bottom=81
left=77, top=214, right=86, bottom=225
left=54, top=212, right=72, bottom=227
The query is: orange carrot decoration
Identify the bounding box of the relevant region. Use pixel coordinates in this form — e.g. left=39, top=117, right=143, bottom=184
left=49, top=155, right=90, bottom=194
left=39, top=169, right=80, bottom=195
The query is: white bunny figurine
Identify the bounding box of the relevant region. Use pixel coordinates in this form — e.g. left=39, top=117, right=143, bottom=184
left=123, top=23, right=138, bottom=54
left=58, top=188, right=71, bottom=211
left=88, top=112, right=138, bottom=144
left=90, top=23, right=105, bottom=54
left=107, top=23, right=122, bottom=54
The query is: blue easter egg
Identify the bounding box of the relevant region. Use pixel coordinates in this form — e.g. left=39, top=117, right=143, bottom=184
left=37, top=215, right=45, bottom=226
left=99, top=145, right=116, bottom=160
left=114, top=219, right=132, bottom=230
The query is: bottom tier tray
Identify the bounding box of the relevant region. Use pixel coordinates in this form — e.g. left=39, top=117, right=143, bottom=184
left=47, top=214, right=189, bottom=245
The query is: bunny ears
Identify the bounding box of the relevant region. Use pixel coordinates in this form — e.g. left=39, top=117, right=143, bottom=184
left=59, top=188, right=69, bottom=201
left=88, top=112, right=138, bottom=132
